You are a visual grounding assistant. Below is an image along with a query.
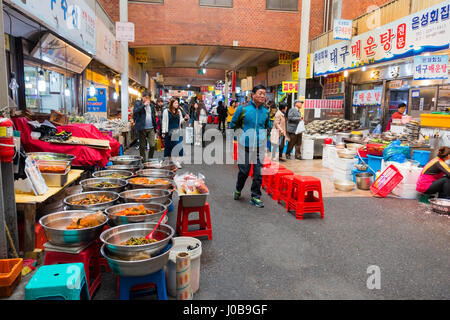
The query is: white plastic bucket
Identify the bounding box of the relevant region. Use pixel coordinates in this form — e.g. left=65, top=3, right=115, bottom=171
left=166, top=237, right=202, bottom=297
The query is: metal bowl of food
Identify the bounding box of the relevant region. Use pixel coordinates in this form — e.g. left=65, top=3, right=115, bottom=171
left=119, top=189, right=171, bottom=204
left=346, top=143, right=364, bottom=151
left=337, top=149, right=357, bottom=159
left=39, top=210, right=108, bottom=247
left=105, top=202, right=168, bottom=226
left=143, top=160, right=178, bottom=171
left=100, top=240, right=172, bottom=277
left=335, top=142, right=346, bottom=149
left=64, top=191, right=119, bottom=211
left=135, top=169, right=175, bottom=179
left=100, top=222, right=175, bottom=259
left=127, top=177, right=174, bottom=190
left=26, top=152, right=76, bottom=165
left=92, top=170, right=134, bottom=179
left=110, top=155, right=143, bottom=166
left=334, top=179, right=355, bottom=192
left=80, top=178, right=128, bottom=193
left=105, top=164, right=141, bottom=174
left=355, top=163, right=369, bottom=171
left=429, top=198, right=450, bottom=215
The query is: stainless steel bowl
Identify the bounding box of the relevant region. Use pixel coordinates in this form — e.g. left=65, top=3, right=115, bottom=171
left=346, top=143, right=364, bottom=151
left=110, top=155, right=143, bottom=166
left=105, top=164, right=141, bottom=174
left=127, top=177, right=174, bottom=190
left=355, top=163, right=369, bottom=171
left=338, top=150, right=357, bottom=159
left=64, top=191, right=119, bottom=211
left=119, top=189, right=171, bottom=204
left=80, top=178, right=128, bottom=193
left=355, top=172, right=373, bottom=190
left=26, top=152, right=76, bottom=165
left=334, top=179, right=355, bottom=192
left=429, top=198, right=450, bottom=215
left=100, top=222, right=174, bottom=258
left=92, top=170, right=134, bottom=179
left=135, top=169, right=175, bottom=179
left=143, top=160, right=178, bottom=171
left=39, top=210, right=108, bottom=247
left=100, top=240, right=172, bottom=277
left=105, top=202, right=168, bottom=226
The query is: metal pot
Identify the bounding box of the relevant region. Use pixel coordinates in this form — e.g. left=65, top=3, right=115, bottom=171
left=355, top=172, right=373, bottom=190
left=143, top=160, right=178, bottom=171
left=135, top=169, right=175, bottom=179
left=80, top=178, right=128, bottom=193
left=110, top=155, right=143, bottom=166
left=338, top=149, right=356, bottom=159
left=119, top=189, right=171, bottom=204
left=105, top=202, right=168, bottom=226
left=92, top=170, right=134, bottom=179
left=100, top=222, right=174, bottom=259
left=64, top=191, right=119, bottom=211
left=100, top=240, right=172, bottom=277
left=39, top=210, right=108, bottom=247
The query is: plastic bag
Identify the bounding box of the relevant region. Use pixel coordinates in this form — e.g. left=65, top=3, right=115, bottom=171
left=383, top=140, right=411, bottom=163
left=185, top=126, right=194, bottom=144
left=174, top=172, right=209, bottom=194
left=295, top=120, right=306, bottom=134
left=372, top=124, right=382, bottom=134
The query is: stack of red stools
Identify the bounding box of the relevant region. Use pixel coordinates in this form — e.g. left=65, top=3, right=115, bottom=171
left=261, top=163, right=285, bottom=192
left=270, top=169, right=294, bottom=200
left=207, top=115, right=213, bottom=124
left=176, top=201, right=213, bottom=240
left=214, top=117, right=219, bottom=124
left=277, top=175, right=295, bottom=207
left=43, top=241, right=102, bottom=298
left=286, top=175, right=324, bottom=220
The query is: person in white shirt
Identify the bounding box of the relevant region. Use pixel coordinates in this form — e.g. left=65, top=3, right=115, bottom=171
left=162, top=98, right=189, bottom=159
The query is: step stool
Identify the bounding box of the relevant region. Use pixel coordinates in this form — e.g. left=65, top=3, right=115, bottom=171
left=261, top=164, right=288, bottom=193
left=277, top=175, right=294, bottom=208
left=117, top=268, right=168, bottom=300
left=25, top=263, right=90, bottom=300
left=44, top=241, right=101, bottom=298
left=287, top=176, right=325, bottom=220
left=270, top=170, right=294, bottom=200
left=176, top=202, right=213, bottom=240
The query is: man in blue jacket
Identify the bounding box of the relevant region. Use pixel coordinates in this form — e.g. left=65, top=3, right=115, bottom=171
left=133, top=91, right=157, bottom=162
left=229, top=85, right=269, bottom=208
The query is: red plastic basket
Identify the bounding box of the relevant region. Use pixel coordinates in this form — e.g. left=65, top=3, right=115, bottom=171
left=370, top=165, right=404, bottom=198
left=366, top=144, right=386, bottom=157
left=357, top=147, right=368, bottom=158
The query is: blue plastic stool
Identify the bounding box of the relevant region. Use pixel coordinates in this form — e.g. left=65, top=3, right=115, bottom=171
left=25, top=263, right=90, bottom=300
left=412, top=150, right=431, bottom=167
left=118, top=269, right=168, bottom=300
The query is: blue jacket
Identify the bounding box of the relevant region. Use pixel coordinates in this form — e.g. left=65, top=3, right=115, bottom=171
left=133, top=100, right=157, bottom=131
left=229, top=100, right=269, bottom=148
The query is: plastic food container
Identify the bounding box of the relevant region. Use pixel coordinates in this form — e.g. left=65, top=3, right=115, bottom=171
left=0, top=258, right=23, bottom=298
left=166, top=237, right=202, bottom=297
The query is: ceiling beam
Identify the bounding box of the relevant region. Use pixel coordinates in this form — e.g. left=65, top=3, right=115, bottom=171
left=196, top=47, right=210, bottom=67
left=203, top=47, right=224, bottom=67
left=234, top=51, right=267, bottom=70
left=160, top=46, right=172, bottom=67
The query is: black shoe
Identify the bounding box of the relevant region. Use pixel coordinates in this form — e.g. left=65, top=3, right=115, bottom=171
left=250, top=197, right=264, bottom=208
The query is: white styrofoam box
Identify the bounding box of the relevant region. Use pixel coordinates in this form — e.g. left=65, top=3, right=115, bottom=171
left=382, top=161, right=422, bottom=185
left=333, top=168, right=353, bottom=181
left=302, top=152, right=314, bottom=160
left=391, top=183, right=419, bottom=199
left=334, top=157, right=358, bottom=172
left=301, top=139, right=314, bottom=155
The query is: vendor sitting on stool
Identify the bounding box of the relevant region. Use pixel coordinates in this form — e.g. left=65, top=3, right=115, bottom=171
left=386, top=103, right=406, bottom=131
left=416, top=147, right=450, bottom=199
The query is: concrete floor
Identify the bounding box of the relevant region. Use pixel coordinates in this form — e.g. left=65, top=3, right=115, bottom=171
left=4, top=131, right=450, bottom=300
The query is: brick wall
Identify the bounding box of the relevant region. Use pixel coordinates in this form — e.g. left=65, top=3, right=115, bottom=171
left=341, top=0, right=393, bottom=20
left=98, top=0, right=326, bottom=52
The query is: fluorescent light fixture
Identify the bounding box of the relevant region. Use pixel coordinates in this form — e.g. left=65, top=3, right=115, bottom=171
left=38, top=79, right=46, bottom=92
left=344, top=71, right=349, bottom=77
left=187, top=84, right=191, bottom=88
left=113, top=92, right=119, bottom=100
left=89, top=82, right=96, bottom=96
left=65, top=88, right=71, bottom=97
left=362, top=66, right=367, bottom=71
left=203, top=68, right=206, bottom=74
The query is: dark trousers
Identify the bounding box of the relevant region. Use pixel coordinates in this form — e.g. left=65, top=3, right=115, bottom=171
left=236, top=147, right=263, bottom=199
left=218, top=117, right=226, bottom=132
left=138, top=128, right=155, bottom=162
left=425, top=177, right=450, bottom=199
left=286, top=132, right=302, bottom=158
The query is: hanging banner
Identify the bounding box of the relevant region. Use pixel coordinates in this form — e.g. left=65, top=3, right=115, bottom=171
left=282, top=81, right=298, bottom=93
left=279, top=53, right=292, bottom=65
left=413, top=55, right=449, bottom=80
left=314, top=1, right=450, bottom=76
left=333, top=19, right=353, bottom=40
left=96, top=18, right=123, bottom=73
left=291, top=57, right=299, bottom=81
left=268, top=64, right=291, bottom=86
left=304, top=99, right=343, bottom=109
left=86, top=70, right=110, bottom=86
left=8, top=0, right=96, bottom=54
left=135, top=48, right=149, bottom=64
left=87, top=88, right=107, bottom=113
left=353, top=89, right=383, bottom=107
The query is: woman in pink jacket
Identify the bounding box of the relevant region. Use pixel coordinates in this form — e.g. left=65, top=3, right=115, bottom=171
left=270, top=103, right=289, bottom=162
left=416, top=147, right=450, bottom=199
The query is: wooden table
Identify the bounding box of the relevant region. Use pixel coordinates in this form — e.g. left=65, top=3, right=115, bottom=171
left=15, top=169, right=84, bottom=254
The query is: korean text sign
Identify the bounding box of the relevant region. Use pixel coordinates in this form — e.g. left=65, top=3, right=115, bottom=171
left=414, top=55, right=449, bottom=80
left=353, top=89, right=383, bottom=107
left=333, top=20, right=352, bottom=40
left=282, top=81, right=298, bottom=93
left=314, top=1, right=450, bottom=76
left=87, top=88, right=107, bottom=113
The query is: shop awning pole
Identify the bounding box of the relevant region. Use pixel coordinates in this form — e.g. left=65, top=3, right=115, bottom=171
left=120, top=0, right=129, bottom=123
left=298, top=0, right=311, bottom=100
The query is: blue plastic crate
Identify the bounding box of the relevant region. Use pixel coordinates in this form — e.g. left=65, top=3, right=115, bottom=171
left=412, top=150, right=431, bottom=167
left=367, top=155, right=383, bottom=174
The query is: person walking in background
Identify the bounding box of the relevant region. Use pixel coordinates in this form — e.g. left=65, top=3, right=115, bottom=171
left=227, top=100, right=238, bottom=128
left=190, top=100, right=208, bottom=147
left=162, top=98, right=189, bottom=159
left=133, top=91, right=157, bottom=162
left=286, top=99, right=305, bottom=160
left=270, top=103, right=289, bottom=162
left=229, top=85, right=269, bottom=208
left=217, top=100, right=227, bottom=133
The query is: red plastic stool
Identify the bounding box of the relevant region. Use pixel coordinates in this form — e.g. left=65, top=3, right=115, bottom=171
left=261, top=166, right=276, bottom=192
left=176, top=202, right=212, bottom=240
left=249, top=164, right=254, bottom=178
left=207, top=115, right=213, bottom=124
left=214, top=117, right=219, bottom=124
left=233, top=141, right=238, bottom=161
left=270, top=170, right=294, bottom=200
left=44, top=241, right=101, bottom=298
left=286, top=176, right=324, bottom=220
left=277, top=175, right=294, bottom=207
